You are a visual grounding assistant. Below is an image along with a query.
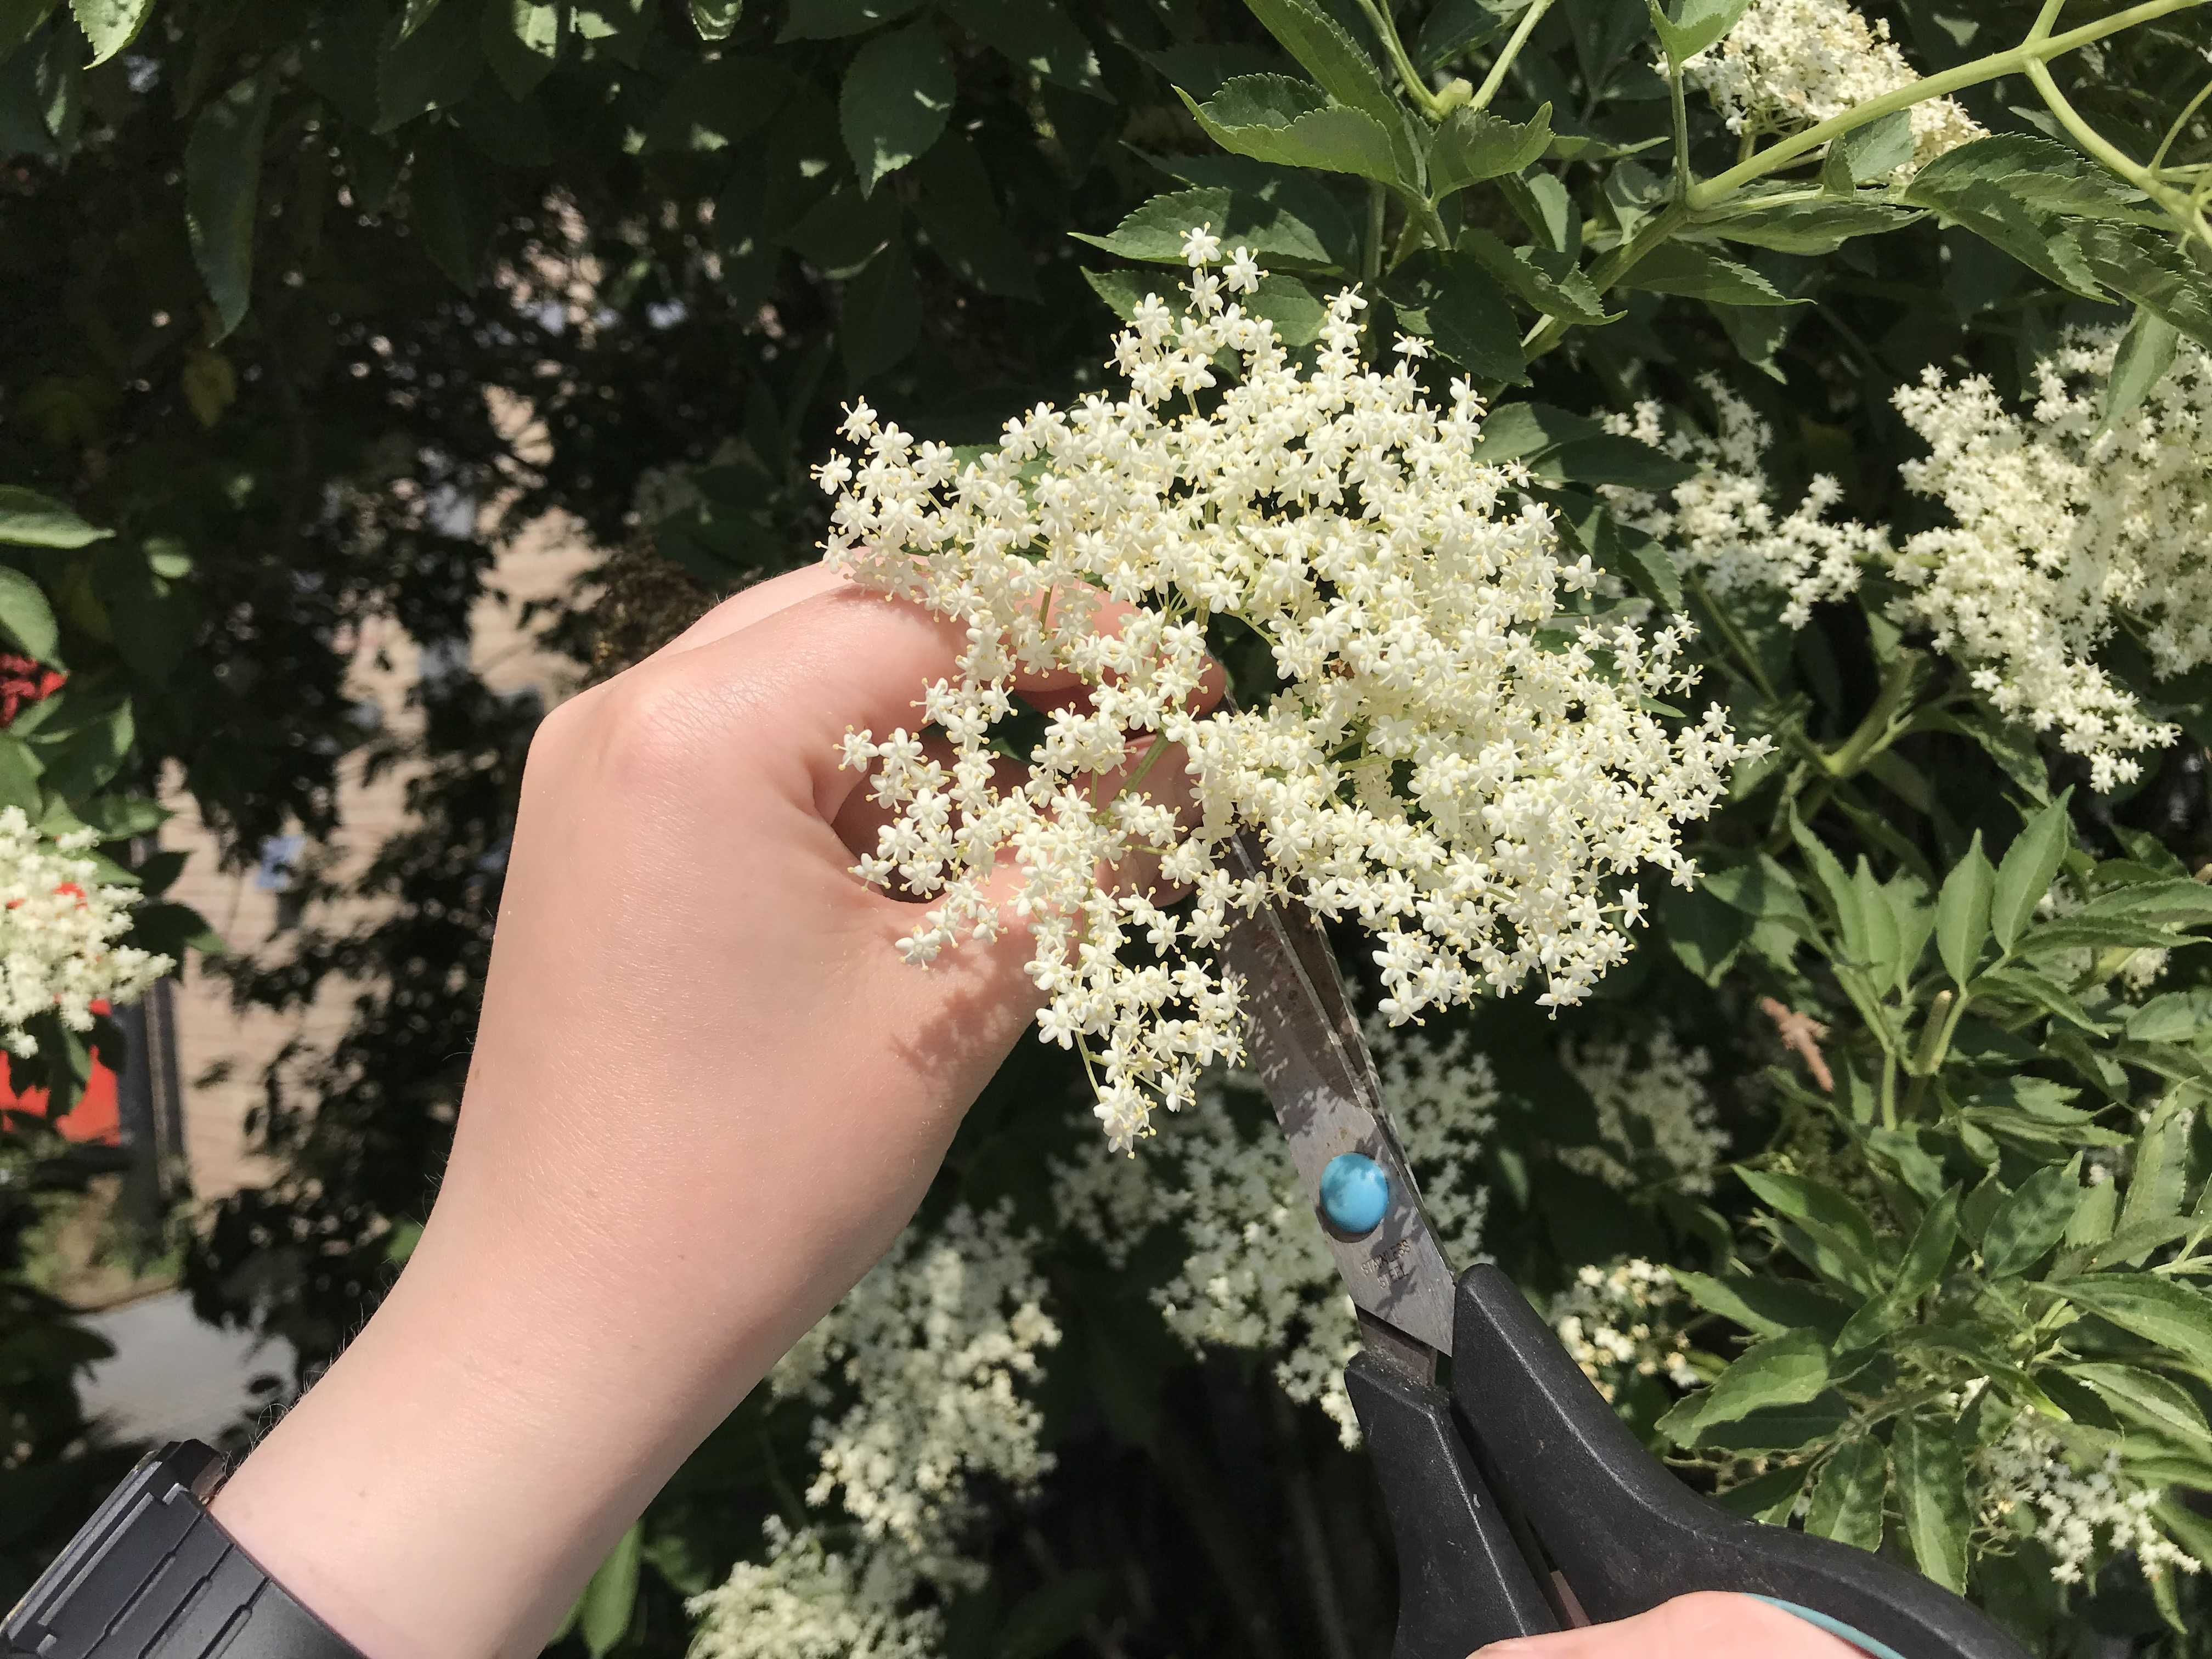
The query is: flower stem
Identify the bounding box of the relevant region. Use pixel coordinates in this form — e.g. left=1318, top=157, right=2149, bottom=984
left=1356, top=0, right=1446, bottom=120
left=2025, top=56, right=2212, bottom=246
left=1823, top=652, right=1920, bottom=779
left=1472, top=0, right=1556, bottom=112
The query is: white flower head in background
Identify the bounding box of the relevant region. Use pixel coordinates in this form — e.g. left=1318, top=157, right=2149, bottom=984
left=0, top=807, right=171, bottom=1057
left=1558, top=1029, right=1729, bottom=1197
left=1888, top=331, right=2212, bottom=789
left=819, top=239, right=1764, bottom=1148
left=1548, top=1258, right=1701, bottom=1404
left=1681, top=0, right=1983, bottom=175
left=1982, top=1412, right=2204, bottom=1587
left=688, top=1521, right=940, bottom=1659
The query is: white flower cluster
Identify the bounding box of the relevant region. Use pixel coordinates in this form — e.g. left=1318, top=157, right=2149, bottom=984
left=771, top=1203, right=1060, bottom=1588
left=1056, top=1019, right=1496, bottom=1445
left=0, top=808, right=171, bottom=1058
left=1981, top=1412, right=2204, bottom=1587
left=1888, top=333, right=2212, bottom=789
left=1557, top=1030, right=1729, bottom=1197
left=689, top=1521, right=940, bottom=1659
left=696, top=1205, right=1061, bottom=1656
left=1548, top=1259, right=1702, bottom=1404
left=821, top=234, right=1762, bottom=1148
left=1606, top=380, right=1881, bottom=627
left=1681, top=0, right=1983, bottom=173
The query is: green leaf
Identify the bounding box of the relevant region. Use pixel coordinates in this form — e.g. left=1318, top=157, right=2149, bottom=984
left=0, top=0, right=61, bottom=71
left=1645, top=0, right=1753, bottom=64
left=1852, top=857, right=1903, bottom=993
left=1428, top=102, right=1551, bottom=198
left=396, top=0, right=444, bottom=40
left=1736, top=1166, right=1885, bottom=1295
left=842, top=235, right=920, bottom=381
left=1622, top=241, right=1802, bottom=306
left=1821, top=110, right=1912, bottom=189
left=2016, top=916, right=2191, bottom=957
left=1397, top=251, right=1523, bottom=382
left=2118, top=1097, right=2192, bottom=1240
left=67, top=0, right=150, bottom=65
left=1242, top=272, right=1328, bottom=347
left=779, top=0, right=922, bottom=38
left=2081, top=878, right=2212, bottom=925
left=1903, top=149, right=2104, bottom=298
left=941, top=0, right=1100, bottom=94
left=2038, top=1275, right=2212, bottom=1374
left=1892, top=1417, right=1970, bottom=1593
left=1658, top=1328, right=1831, bottom=1444
left=1982, top=1161, right=2082, bottom=1278
left=482, top=0, right=563, bottom=100
left=2104, top=306, right=2180, bottom=431
left=2073, top=219, right=2212, bottom=353
left=1803, top=1439, right=1886, bottom=1551
left=1971, top=964, right=2107, bottom=1035
left=0, top=486, right=108, bottom=549
left=0, top=566, right=58, bottom=659
left=642, top=55, right=787, bottom=154
left=1178, top=77, right=1401, bottom=187
left=996, top=1570, right=1112, bottom=1659
left=842, top=21, right=953, bottom=196
left=911, top=134, right=1035, bottom=299
left=1457, top=228, right=1616, bottom=325
left=577, top=1522, right=641, bottom=1655
left=690, top=0, right=741, bottom=39
left=378, top=0, right=483, bottom=129
left=1072, top=183, right=1335, bottom=268
left=2068, top=1363, right=2212, bottom=1455
left=1838, top=1187, right=1959, bottom=1350
left=1672, top=1271, right=1851, bottom=1341
left=183, top=74, right=273, bottom=342
left=1714, top=1462, right=1809, bottom=1523
left=1934, top=832, right=1995, bottom=989
left=1992, top=792, right=2073, bottom=954
left=409, top=126, right=496, bottom=290
left=2066, top=1176, right=2119, bottom=1248
left=0, top=733, right=42, bottom=813
left=1703, top=196, right=1922, bottom=255
left=1237, top=0, right=1415, bottom=176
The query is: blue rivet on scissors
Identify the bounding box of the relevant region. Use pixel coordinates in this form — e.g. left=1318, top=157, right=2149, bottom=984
left=1320, top=1153, right=1390, bottom=1236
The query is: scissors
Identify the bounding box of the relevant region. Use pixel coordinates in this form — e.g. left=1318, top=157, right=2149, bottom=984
left=1218, top=834, right=2027, bottom=1659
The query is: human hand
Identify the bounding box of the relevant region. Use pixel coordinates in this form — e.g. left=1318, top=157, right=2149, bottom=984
left=1476, top=1593, right=1867, bottom=1658
left=211, top=566, right=1187, bottom=1659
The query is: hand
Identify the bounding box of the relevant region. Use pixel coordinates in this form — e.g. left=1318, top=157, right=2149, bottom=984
left=209, top=568, right=1119, bottom=1659
left=1477, top=1593, right=1867, bottom=1658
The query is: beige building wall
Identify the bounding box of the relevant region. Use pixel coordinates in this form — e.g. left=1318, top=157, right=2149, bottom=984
left=161, top=515, right=597, bottom=1201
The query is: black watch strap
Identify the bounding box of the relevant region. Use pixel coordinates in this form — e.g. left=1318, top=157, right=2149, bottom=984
left=5, top=1441, right=365, bottom=1659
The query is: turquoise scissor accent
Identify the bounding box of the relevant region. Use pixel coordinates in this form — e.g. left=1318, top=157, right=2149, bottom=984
left=1752, top=1595, right=1912, bottom=1659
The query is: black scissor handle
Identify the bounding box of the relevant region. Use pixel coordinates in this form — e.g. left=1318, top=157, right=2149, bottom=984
left=1450, top=1265, right=2027, bottom=1659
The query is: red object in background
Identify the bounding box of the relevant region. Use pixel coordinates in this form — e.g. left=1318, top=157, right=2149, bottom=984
left=0, top=1001, right=121, bottom=1144
left=0, top=652, right=65, bottom=726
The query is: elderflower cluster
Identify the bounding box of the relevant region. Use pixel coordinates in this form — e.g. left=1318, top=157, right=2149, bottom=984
left=1056, top=1019, right=1496, bottom=1445
left=1981, top=1413, right=2204, bottom=1586
left=1680, top=0, right=1983, bottom=174
left=1557, top=1030, right=1729, bottom=1197
left=689, top=1522, right=940, bottom=1659
left=1606, top=380, right=1883, bottom=627
left=769, top=1204, right=1060, bottom=1589
left=1888, top=332, right=2212, bottom=789
left=1549, top=1259, right=1702, bottom=1404
left=821, top=233, right=1762, bottom=1148
left=0, top=809, right=171, bottom=1057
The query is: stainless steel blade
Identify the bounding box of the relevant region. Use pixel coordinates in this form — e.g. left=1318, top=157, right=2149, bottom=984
left=1221, top=833, right=1458, bottom=1371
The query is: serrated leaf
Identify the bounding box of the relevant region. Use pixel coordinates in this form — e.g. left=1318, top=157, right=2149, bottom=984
left=2118, top=1097, right=2192, bottom=1240
left=68, top=0, right=150, bottom=64
left=184, top=74, right=273, bottom=341
left=2074, top=219, right=2212, bottom=353
left=378, top=0, right=483, bottom=129
left=1242, top=272, right=1328, bottom=346
left=841, top=234, right=919, bottom=381
left=1892, top=1417, right=1970, bottom=1593
left=1457, top=228, right=1616, bottom=325
left=1623, top=241, right=1802, bottom=306
left=0, top=0, right=61, bottom=71
left=1178, top=77, right=1401, bottom=187
left=2016, top=916, right=2192, bottom=957
left=1736, top=1166, right=1886, bottom=1295
left=1903, top=151, right=2105, bottom=298
left=1853, top=857, right=1903, bottom=994
left=1822, top=111, right=1914, bottom=189
left=911, top=134, right=1035, bottom=299
left=779, top=0, right=922, bottom=38
left=2104, top=306, right=2180, bottom=431
left=1238, top=0, right=1414, bottom=174
left=0, top=567, right=58, bottom=660
left=1672, top=1270, right=1851, bottom=1341
left=690, top=0, right=741, bottom=39
left=482, top=0, right=563, bottom=100
left=1428, top=101, right=1551, bottom=198
left=1803, top=1439, right=1886, bottom=1551
left=841, top=21, right=953, bottom=196
left=1071, top=182, right=1334, bottom=268
left=1993, top=792, right=2073, bottom=953
left=2068, top=1363, right=2212, bottom=1454
left=1406, top=251, right=1523, bottom=382
left=1971, top=964, right=2107, bottom=1034
left=1791, top=820, right=1865, bottom=963
left=1658, top=1328, right=1831, bottom=1443
left=2037, top=1274, right=2212, bottom=1374
left=1704, top=196, right=1922, bottom=255
left=577, top=1522, right=640, bottom=1655
left=941, top=0, right=1100, bottom=93
left=409, top=126, right=496, bottom=290
left=1838, top=1187, right=1959, bottom=1350
left=1646, top=0, right=1753, bottom=64
left=0, top=487, right=108, bottom=549
left=1935, top=833, right=1994, bottom=989
left=1982, top=1161, right=2081, bottom=1278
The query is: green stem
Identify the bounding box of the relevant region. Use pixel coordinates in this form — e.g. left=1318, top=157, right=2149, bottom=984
left=1523, top=196, right=1691, bottom=355
left=1668, top=62, right=1694, bottom=192
left=1823, top=652, right=1918, bottom=778
left=2148, top=77, right=2212, bottom=172
left=1879, top=1045, right=1899, bottom=1131
left=1687, top=0, right=2210, bottom=210
left=2025, top=57, right=2212, bottom=245
left=1364, top=182, right=1387, bottom=290
left=1356, top=0, right=1447, bottom=120
left=1472, top=0, right=1556, bottom=112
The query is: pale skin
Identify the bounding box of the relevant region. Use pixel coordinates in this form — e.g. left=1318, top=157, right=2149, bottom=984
left=207, top=565, right=1858, bottom=1659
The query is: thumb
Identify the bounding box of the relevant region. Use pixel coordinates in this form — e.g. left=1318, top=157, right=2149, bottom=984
left=1475, top=1594, right=1869, bottom=1659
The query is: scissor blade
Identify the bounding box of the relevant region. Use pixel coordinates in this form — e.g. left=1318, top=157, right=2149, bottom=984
left=1221, top=833, right=1459, bottom=1372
